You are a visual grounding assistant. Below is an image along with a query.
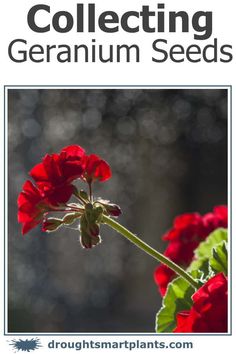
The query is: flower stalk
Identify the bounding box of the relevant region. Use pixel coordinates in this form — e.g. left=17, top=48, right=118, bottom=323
left=102, top=215, right=200, bottom=290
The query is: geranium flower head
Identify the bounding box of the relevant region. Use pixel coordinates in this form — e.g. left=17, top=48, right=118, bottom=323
left=17, top=144, right=118, bottom=240
left=174, top=273, right=228, bottom=333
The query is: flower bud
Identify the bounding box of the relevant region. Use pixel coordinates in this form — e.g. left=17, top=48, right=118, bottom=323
left=80, top=229, right=101, bottom=249
left=89, top=223, right=100, bottom=237
left=63, top=212, right=81, bottom=225
left=104, top=203, right=122, bottom=217
left=80, top=215, right=101, bottom=248
left=42, top=218, right=63, bottom=232
left=96, top=199, right=122, bottom=217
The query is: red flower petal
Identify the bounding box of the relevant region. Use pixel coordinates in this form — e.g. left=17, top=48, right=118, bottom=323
left=154, top=265, right=175, bottom=296
left=174, top=213, right=202, bottom=229
left=30, top=154, right=62, bottom=185
left=17, top=180, right=42, bottom=205
left=174, top=311, right=192, bottom=333
left=22, top=219, right=41, bottom=235
left=84, top=154, right=112, bottom=183
left=93, top=159, right=112, bottom=182
left=17, top=180, right=49, bottom=235
left=59, top=145, right=86, bottom=181
left=165, top=240, right=198, bottom=265
left=60, top=161, right=84, bottom=183
left=45, top=184, right=74, bottom=205
left=30, top=161, right=49, bottom=182
left=42, top=154, right=62, bottom=182
left=60, top=145, right=85, bottom=158
left=30, top=149, right=86, bottom=205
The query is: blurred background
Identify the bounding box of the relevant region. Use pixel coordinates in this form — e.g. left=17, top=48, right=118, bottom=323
left=8, top=89, right=227, bottom=333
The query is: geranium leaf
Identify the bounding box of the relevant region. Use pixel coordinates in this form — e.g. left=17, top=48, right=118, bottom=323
left=187, top=228, right=227, bottom=276
left=210, top=241, right=228, bottom=275
left=156, top=276, right=195, bottom=333
left=195, top=228, right=227, bottom=258
left=188, top=258, right=209, bottom=275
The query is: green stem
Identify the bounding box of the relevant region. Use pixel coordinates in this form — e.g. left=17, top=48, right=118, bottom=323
left=102, top=215, right=199, bottom=290
left=88, top=182, right=93, bottom=202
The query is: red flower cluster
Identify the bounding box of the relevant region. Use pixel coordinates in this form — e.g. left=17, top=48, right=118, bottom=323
left=174, top=273, right=228, bottom=333
left=154, top=206, right=228, bottom=296
left=18, top=145, right=112, bottom=235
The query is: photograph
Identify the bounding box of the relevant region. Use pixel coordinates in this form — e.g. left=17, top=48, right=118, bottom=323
left=8, top=88, right=228, bottom=333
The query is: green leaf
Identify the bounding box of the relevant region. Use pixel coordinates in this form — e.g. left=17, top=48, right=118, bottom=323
left=156, top=277, right=195, bottom=333
left=188, top=258, right=209, bottom=276
left=210, top=241, right=228, bottom=275
left=188, top=228, right=227, bottom=276
left=196, top=228, right=227, bottom=258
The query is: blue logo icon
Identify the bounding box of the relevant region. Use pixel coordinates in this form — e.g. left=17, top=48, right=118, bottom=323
left=9, top=338, right=42, bottom=352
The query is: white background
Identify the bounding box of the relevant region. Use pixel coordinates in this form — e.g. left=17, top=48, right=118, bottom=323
left=0, top=0, right=235, bottom=353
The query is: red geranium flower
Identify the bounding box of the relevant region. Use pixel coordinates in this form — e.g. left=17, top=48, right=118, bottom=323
left=174, top=273, right=228, bottom=333
left=82, top=154, right=112, bottom=184
left=18, top=145, right=113, bottom=236
left=30, top=145, right=86, bottom=205
left=154, top=206, right=228, bottom=296
left=17, top=180, right=49, bottom=235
